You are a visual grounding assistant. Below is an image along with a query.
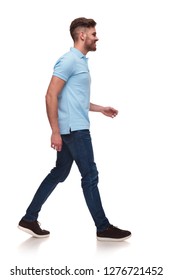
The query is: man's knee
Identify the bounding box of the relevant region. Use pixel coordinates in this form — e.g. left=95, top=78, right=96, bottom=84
left=50, top=166, right=71, bottom=183
left=81, top=163, right=99, bottom=188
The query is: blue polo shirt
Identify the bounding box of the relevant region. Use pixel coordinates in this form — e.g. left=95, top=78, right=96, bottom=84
left=53, top=47, right=91, bottom=134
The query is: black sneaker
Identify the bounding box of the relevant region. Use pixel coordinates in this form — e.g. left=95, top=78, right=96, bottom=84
left=18, top=219, right=50, bottom=238
left=97, top=224, right=131, bottom=241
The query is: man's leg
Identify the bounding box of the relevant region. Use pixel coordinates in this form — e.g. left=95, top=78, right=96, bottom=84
left=18, top=141, right=73, bottom=237
left=64, top=130, right=131, bottom=241
left=63, top=130, right=110, bottom=232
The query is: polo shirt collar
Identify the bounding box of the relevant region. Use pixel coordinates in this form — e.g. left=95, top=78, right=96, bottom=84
left=70, top=47, right=87, bottom=59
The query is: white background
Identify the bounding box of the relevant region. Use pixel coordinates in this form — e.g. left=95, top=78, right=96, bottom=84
left=0, top=0, right=173, bottom=279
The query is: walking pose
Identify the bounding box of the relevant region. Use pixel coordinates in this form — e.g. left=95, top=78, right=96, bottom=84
left=18, top=17, right=131, bottom=241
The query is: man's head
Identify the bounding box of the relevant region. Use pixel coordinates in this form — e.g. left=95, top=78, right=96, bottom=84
left=70, top=17, right=98, bottom=53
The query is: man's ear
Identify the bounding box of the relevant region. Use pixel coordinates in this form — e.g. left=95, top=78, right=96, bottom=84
left=80, top=31, right=86, bottom=41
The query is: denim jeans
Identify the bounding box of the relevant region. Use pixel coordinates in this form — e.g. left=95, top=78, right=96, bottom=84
left=23, top=130, right=110, bottom=231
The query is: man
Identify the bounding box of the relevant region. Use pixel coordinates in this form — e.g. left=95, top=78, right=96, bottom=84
left=18, top=17, right=131, bottom=241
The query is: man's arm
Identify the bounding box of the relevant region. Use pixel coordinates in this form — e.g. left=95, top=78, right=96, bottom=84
left=89, top=102, right=118, bottom=118
left=45, top=76, right=66, bottom=151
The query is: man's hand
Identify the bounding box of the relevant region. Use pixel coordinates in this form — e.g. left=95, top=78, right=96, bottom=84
left=51, top=132, right=62, bottom=152
left=101, top=106, right=118, bottom=118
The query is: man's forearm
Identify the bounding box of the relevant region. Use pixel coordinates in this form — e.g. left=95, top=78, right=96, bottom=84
left=46, top=95, right=60, bottom=134
left=90, top=102, right=118, bottom=118
left=89, top=102, right=104, bottom=113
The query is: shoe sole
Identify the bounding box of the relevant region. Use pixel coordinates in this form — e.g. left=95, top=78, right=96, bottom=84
left=18, top=225, right=50, bottom=238
left=97, top=234, right=131, bottom=242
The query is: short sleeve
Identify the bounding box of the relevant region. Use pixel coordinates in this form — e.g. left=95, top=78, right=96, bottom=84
left=53, top=54, right=74, bottom=81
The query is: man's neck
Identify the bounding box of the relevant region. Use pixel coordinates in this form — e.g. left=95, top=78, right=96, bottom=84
left=73, top=43, right=88, bottom=55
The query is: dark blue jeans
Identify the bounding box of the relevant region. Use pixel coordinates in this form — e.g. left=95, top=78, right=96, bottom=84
left=23, top=130, right=110, bottom=231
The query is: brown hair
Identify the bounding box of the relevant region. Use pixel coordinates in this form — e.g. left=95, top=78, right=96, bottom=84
left=70, top=17, right=96, bottom=41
